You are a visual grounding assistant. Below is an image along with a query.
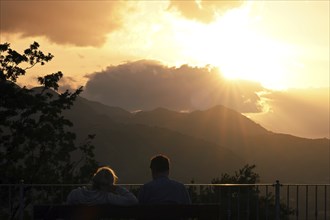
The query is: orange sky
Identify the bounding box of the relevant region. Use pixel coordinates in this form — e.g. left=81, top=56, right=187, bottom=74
left=1, top=0, right=329, bottom=138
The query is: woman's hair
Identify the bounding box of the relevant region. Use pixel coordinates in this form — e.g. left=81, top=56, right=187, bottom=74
left=92, top=166, right=118, bottom=190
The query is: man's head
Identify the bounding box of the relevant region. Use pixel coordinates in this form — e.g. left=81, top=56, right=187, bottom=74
left=150, top=154, right=170, bottom=179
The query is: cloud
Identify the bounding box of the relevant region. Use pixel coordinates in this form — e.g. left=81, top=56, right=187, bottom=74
left=57, top=76, right=79, bottom=93
left=168, top=0, right=244, bottom=23
left=0, top=1, right=124, bottom=47
left=82, top=60, right=265, bottom=113
left=246, top=88, right=330, bottom=138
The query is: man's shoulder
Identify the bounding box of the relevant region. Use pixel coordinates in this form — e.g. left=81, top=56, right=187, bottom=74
left=141, top=177, right=186, bottom=189
left=168, top=179, right=186, bottom=187
left=141, top=179, right=161, bottom=190
left=150, top=178, right=184, bottom=187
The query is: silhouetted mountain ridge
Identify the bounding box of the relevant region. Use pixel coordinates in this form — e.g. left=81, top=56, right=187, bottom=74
left=29, top=87, right=328, bottom=183
left=132, top=105, right=269, bottom=149
left=63, top=97, right=245, bottom=183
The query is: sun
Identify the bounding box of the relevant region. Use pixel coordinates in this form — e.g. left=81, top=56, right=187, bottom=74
left=172, top=4, right=294, bottom=90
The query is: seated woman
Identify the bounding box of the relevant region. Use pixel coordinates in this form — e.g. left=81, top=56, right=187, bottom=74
left=67, top=166, right=138, bottom=205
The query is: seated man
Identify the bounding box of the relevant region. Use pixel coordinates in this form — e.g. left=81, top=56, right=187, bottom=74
left=138, top=154, right=191, bottom=204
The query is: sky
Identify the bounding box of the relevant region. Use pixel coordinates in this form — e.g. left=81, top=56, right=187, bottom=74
left=0, top=0, right=329, bottom=138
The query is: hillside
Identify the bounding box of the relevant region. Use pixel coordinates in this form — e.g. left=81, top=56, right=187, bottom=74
left=131, top=106, right=269, bottom=152
left=129, top=106, right=329, bottom=183
left=65, top=97, right=245, bottom=183
left=65, top=96, right=329, bottom=183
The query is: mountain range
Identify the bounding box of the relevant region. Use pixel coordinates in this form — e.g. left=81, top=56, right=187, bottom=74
left=64, top=95, right=329, bottom=184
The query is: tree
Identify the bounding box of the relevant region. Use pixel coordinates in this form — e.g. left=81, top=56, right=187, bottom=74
left=0, top=42, right=98, bottom=219
left=188, top=164, right=294, bottom=219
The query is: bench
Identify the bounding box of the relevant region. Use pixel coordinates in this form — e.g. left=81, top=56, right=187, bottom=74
left=34, top=204, right=221, bottom=220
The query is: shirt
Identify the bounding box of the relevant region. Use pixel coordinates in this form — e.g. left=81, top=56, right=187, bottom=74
left=138, top=176, right=191, bottom=204
left=67, top=185, right=138, bottom=206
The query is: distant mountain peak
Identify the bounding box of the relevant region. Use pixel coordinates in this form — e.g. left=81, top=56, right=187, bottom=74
left=63, top=96, right=329, bottom=183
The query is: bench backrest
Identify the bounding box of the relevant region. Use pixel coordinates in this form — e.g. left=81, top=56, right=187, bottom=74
left=34, top=204, right=220, bottom=220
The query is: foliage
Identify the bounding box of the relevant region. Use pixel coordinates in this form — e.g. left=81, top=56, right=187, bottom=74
left=0, top=42, right=98, bottom=219
left=188, top=164, right=294, bottom=219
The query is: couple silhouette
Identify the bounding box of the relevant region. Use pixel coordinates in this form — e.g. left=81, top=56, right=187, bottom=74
left=67, top=154, right=191, bottom=205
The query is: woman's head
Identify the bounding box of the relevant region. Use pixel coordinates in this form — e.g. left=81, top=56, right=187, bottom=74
left=92, top=166, right=118, bottom=190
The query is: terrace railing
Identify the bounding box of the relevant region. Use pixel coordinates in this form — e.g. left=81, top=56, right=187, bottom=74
left=0, top=181, right=329, bottom=220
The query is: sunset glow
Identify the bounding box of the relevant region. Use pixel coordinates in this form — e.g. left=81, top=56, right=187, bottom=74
left=0, top=0, right=329, bottom=138
left=2, top=3, right=330, bottom=216
left=1, top=1, right=328, bottom=91
left=170, top=5, right=295, bottom=90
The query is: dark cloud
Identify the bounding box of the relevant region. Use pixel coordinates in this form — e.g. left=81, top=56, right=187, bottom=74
left=82, top=60, right=265, bottom=113
left=168, top=0, right=244, bottom=23
left=0, top=1, right=123, bottom=46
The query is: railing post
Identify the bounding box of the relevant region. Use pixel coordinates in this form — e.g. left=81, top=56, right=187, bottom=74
left=19, top=179, right=24, bottom=220
left=275, top=180, right=281, bottom=220
left=227, top=187, right=231, bottom=220
left=9, top=185, right=12, bottom=217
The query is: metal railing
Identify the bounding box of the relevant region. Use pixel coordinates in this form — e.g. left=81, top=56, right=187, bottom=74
left=0, top=181, right=329, bottom=220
